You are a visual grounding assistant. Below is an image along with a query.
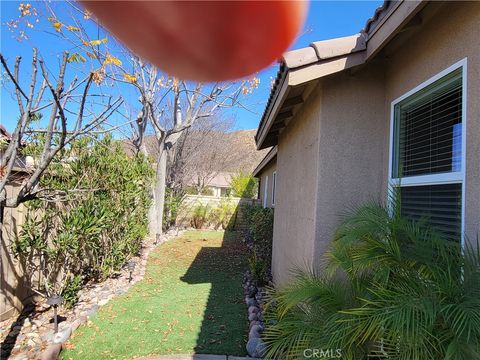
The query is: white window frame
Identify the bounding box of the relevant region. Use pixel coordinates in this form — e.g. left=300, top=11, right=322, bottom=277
left=388, top=58, right=467, bottom=248
left=263, top=175, right=269, bottom=208
left=272, top=171, right=277, bottom=207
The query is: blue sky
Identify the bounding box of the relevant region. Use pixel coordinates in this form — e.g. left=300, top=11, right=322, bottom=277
left=1, top=1, right=382, bottom=133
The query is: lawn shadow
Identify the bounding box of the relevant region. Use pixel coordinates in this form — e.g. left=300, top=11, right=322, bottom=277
left=180, top=230, right=248, bottom=355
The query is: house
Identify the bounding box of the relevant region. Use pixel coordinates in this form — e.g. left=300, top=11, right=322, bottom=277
left=253, top=146, right=277, bottom=208
left=184, top=171, right=233, bottom=197
left=256, top=0, right=480, bottom=285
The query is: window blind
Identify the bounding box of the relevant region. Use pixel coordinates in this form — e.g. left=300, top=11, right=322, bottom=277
left=400, top=184, right=462, bottom=241
left=393, top=69, right=462, bottom=178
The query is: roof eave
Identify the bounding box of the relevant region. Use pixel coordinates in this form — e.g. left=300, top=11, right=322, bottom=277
left=255, top=51, right=366, bottom=150
left=255, top=0, right=429, bottom=150
left=253, top=146, right=278, bottom=177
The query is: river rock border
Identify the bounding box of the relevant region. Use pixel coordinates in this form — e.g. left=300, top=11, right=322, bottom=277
left=0, top=229, right=183, bottom=360
left=242, top=271, right=269, bottom=359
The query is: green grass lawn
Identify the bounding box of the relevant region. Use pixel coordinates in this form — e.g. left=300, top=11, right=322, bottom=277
left=62, top=230, right=248, bottom=359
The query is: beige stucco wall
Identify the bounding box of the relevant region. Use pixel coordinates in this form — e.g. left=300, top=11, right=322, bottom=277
left=271, top=1, right=480, bottom=285
left=384, top=1, right=480, bottom=244
left=257, top=159, right=277, bottom=208
left=272, top=84, right=322, bottom=285
left=312, top=64, right=387, bottom=268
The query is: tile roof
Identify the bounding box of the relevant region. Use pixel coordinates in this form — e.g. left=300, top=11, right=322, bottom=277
left=255, top=0, right=396, bottom=146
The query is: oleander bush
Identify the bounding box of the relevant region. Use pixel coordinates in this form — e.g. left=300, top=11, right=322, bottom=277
left=13, top=135, right=154, bottom=306
left=263, top=202, right=480, bottom=360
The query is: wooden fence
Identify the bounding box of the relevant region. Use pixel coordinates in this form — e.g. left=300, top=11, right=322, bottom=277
left=0, top=184, right=36, bottom=321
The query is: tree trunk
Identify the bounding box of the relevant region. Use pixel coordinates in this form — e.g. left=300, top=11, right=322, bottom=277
left=153, top=144, right=167, bottom=243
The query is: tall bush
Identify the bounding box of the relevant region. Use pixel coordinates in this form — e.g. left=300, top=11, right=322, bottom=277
left=230, top=172, right=258, bottom=198
left=13, top=136, right=154, bottom=306
left=242, top=204, right=274, bottom=285
left=263, top=202, right=480, bottom=359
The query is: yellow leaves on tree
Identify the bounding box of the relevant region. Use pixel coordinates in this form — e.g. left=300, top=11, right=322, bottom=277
left=66, top=25, right=80, bottom=32
left=123, top=74, right=138, bottom=83
left=89, top=38, right=108, bottom=46
left=67, top=53, right=86, bottom=63
left=52, top=21, right=63, bottom=32
left=86, top=52, right=97, bottom=59
left=103, top=54, right=122, bottom=66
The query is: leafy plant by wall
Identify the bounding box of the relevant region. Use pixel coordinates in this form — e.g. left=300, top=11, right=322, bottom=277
left=263, top=202, right=480, bottom=359
left=242, top=204, right=274, bottom=285
left=208, top=198, right=237, bottom=230
left=230, top=172, right=258, bottom=198
left=163, top=187, right=184, bottom=230
left=13, top=136, right=154, bottom=306
left=190, top=203, right=210, bottom=229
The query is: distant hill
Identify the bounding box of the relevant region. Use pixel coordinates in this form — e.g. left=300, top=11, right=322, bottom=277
left=122, top=129, right=270, bottom=175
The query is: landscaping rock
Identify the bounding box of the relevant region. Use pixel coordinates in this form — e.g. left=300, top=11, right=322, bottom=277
left=53, top=325, right=72, bottom=344
left=248, top=313, right=258, bottom=321
left=245, top=297, right=257, bottom=307
left=71, top=316, right=87, bottom=332
left=40, top=343, right=62, bottom=360
left=98, top=298, right=109, bottom=306
left=250, top=324, right=264, bottom=335
left=84, top=304, right=99, bottom=317
left=248, top=306, right=259, bottom=314
left=254, top=338, right=267, bottom=358
left=41, top=330, right=55, bottom=343
left=246, top=337, right=261, bottom=357
left=249, top=320, right=260, bottom=330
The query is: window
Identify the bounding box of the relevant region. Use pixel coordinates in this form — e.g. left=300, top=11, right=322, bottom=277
left=263, top=175, right=268, bottom=208
left=272, top=171, right=277, bottom=206
left=389, top=60, right=466, bottom=243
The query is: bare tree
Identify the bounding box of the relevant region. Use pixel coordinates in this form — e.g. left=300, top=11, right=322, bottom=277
left=165, top=116, right=234, bottom=195
left=129, top=60, right=255, bottom=241
left=6, top=2, right=259, bottom=241
left=0, top=48, right=123, bottom=209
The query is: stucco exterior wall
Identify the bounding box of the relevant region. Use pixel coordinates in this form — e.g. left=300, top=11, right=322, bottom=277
left=384, top=1, right=480, bottom=243
left=312, top=63, right=387, bottom=267
left=272, top=84, right=322, bottom=285
left=271, top=1, right=480, bottom=285
left=257, top=159, right=277, bottom=208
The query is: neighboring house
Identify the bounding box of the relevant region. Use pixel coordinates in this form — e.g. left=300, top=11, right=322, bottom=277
left=253, top=146, right=277, bottom=208
left=185, top=171, right=233, bottom=197
left=256, top=1, right=480, bottom=285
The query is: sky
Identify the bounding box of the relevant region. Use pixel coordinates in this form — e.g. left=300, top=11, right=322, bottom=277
left=0, top=1, right=382, bottom=133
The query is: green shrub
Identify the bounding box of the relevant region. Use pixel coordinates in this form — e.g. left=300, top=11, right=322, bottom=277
left=250, top=207, right=274, bottom=260
left=263, top=202, right=480, bottom=360
left=61, top=275, right=83, bottom=308
left=190, top=203, right=210, bottom=229
left=14, top=135, right=154, bottom=302
left=209, top=199, right=237, bottom=230
left=163, top=188, right=184, bottom=229
left=230, top=172, right=258, bottom=198
left=241, top=204, right=274, bottom=284
left=248, top=250, right=269, bottom=286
